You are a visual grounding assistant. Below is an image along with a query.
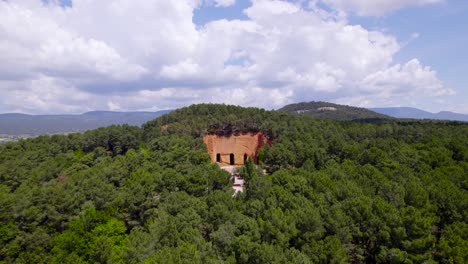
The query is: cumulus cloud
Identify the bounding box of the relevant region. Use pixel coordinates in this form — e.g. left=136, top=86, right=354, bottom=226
left=0, top=1, right=147, bottom=81
left=362, top=59, right=455, bottom=96
left=0, top=0, right=455, bottom=114
left=0, top=75, right=92, bottom=113
left=319, top=0, right=443, bottom=16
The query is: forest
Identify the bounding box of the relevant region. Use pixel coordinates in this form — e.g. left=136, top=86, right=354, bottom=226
left=278, top=101, right=391, bottom=121
left=0, top=103, right=467, bottom=263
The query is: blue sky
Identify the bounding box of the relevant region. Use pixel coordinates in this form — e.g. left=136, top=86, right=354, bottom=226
left=194, top=0, right=468, bottom=113
left=351, top=0, right=468, bottom=111
left=0, top=0, right=466, bottom=114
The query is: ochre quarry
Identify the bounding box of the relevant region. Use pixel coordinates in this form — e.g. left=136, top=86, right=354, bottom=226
left=203, top=132, right=267, bottom=165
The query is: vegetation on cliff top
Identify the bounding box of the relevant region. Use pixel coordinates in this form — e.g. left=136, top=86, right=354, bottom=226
left=1, top=104, right=467, bottom=263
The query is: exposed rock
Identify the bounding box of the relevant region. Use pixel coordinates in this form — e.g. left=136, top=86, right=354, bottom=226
left=317, top=106, right=337, bottom=111
left=203, top=132, right=267, bottom=165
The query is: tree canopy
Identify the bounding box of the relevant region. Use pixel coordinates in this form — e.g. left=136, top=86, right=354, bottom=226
left=0, top=103, right=467, bottom=263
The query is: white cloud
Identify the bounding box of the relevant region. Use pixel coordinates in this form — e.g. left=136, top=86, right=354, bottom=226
left=319, top=0, right=443, bottom=16
left=117, top=87, right=292, bottom=111
left=0, top=1, right=147, bottom=81
left=160, top=59, right=202, bottom=79
left=0, top=0, right=457, bottom=114
left=212, top=0, right=236, bottom=7
left=362, top=59, right=455, bottom=96
left=0, top=75, right=92, bottom=113
left=107, top=101, right=121, bottom=111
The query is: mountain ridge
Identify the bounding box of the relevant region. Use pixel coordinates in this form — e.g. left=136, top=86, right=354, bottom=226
left=279, top=101, right=392, bottom=121
left=370, top=107, right=468, bottom=121
left=2, top=103, right=468, bottom=137
left=0, top=110, right=171, bottom=136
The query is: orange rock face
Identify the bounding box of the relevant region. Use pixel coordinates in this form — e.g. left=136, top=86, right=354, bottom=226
left=203, top=132, right=267, bottom=165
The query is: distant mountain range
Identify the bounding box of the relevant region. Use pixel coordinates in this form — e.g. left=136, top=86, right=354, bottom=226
left=370, top=107, right=468, bottom=122
left=279, top=101, right=392, bottom=121
left=1, top=103, right=467, bottom=137
left=0, top=110, right=171, bottom=136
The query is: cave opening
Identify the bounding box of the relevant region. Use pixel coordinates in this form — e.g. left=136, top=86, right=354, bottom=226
left=230, top=153, right=235, bottom=165
left=244, top=153, right=247, bottom=163
left=216, top=153, right=221, bottom=162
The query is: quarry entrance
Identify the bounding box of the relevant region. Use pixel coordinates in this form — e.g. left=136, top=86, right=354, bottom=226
left=203, top=132, right=268, bottom=165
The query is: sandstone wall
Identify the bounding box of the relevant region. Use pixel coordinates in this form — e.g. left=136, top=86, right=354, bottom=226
left=203, top=132, right=267, bottom=165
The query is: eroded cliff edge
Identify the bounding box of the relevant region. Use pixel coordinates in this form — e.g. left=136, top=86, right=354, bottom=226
left=203, top=132, right=267, bottom=165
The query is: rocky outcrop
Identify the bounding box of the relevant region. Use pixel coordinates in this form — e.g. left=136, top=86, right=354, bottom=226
left=203, top=132, right=267, bottom=165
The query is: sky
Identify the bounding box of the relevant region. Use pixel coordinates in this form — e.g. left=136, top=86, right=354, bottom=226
left=0, top=0, right=467, bottom=114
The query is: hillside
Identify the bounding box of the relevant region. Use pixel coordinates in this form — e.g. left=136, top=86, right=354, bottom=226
left=0, top=104, right=467, bottom=263
left=371, top=107, right=468, bottom=122
left=0, top=110, right=171, bottom=136
left=279, top=101, right=392, bottom=121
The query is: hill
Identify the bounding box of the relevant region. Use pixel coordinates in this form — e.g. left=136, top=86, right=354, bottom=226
left=0, top=110, right=171, bottom=136
left=0, top=103, right=467, bottom=263
left=371, top=107, right=468, bottom=122
left=279, top=101, right=392, bottom=121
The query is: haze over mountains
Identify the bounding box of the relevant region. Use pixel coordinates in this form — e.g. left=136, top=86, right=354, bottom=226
left=1, top=103, right=467, bottom=137
left=0, top=110, right=170, bottom=136
left=370, top=107, right=468, bottom=122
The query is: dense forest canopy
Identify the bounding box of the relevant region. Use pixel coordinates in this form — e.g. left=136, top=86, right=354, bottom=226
left=0, top=103, right=467, bottom=263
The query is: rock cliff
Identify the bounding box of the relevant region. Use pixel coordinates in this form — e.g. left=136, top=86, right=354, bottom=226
left=203, top=132, right=267, bottom=165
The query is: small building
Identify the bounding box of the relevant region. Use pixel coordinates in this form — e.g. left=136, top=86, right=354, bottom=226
left=232, top=174, right=244, bottom=195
